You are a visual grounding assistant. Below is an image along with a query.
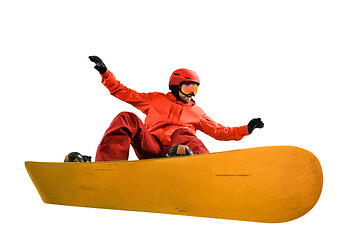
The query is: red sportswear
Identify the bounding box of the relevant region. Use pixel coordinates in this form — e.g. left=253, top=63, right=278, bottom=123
left=101, top=70, right=249, bottom=147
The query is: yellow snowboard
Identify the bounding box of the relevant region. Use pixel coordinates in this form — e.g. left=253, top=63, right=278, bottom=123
left=25, top=146, right=323, bottom=223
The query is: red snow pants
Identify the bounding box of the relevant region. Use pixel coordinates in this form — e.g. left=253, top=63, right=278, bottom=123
left=95, top=112, right=209, bottom=162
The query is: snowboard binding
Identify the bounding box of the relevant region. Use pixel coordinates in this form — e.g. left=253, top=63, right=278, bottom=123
left=166, top=145, right=193, bottom=157
left=64, top=152, right=92, bottom=163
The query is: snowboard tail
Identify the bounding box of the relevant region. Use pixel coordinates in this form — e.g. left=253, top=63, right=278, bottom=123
left=25, top=146, right=323, bottom=223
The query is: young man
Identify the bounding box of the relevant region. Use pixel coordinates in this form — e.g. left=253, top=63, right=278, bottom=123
left=65, top=56, right=264, bottom=162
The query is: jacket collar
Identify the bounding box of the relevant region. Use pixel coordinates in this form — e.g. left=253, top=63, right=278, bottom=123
left=166, top=92, right=196, bottom=106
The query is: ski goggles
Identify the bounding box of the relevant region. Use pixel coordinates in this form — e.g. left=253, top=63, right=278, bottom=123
left=179, top=82, right=199, bottom=96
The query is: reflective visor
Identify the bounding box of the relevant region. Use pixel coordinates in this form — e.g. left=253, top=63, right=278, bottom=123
left=180, top=82, right=199, bottom=96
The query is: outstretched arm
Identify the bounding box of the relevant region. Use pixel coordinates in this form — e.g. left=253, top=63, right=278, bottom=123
left=198, top=115, right=264, bottom=141
left=88, top=56, right=153, bottom=114
left=198, top=114, right=249, bottom=141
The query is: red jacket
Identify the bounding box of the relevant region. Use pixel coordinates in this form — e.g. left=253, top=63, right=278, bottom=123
left=101, top=70, right=249, bottom=146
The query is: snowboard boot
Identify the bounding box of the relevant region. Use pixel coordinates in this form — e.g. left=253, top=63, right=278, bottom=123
left=64, top=152, right=92, bottom=163
left=166, top=145, right=193, bottom=157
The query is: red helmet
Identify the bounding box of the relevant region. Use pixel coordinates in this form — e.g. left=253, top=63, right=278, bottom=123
left=169, top=68, right=200, bottom=86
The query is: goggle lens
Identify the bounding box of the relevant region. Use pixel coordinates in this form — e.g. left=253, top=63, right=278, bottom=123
left=180, top=82, right=198, bottom=96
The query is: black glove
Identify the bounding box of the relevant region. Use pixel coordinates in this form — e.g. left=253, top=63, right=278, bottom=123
left=89, top=56, right=107, bottom=74
left=247, top=118, right=264, bottom=134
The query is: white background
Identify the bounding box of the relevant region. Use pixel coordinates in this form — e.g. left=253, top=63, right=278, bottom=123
left=1, top=0, right=359, bottom=239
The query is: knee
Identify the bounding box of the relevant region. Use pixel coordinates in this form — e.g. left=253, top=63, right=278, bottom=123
left=115, top=112, right=140, bottom=121
left=116, top=111, right=137, bottom=118
left=111, top=112, right=143, bottom=127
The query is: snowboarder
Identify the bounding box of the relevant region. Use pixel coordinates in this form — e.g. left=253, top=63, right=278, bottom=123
left=65, top=56, right=264, bottom=162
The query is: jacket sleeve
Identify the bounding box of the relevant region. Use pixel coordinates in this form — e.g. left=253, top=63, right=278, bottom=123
left=197, top=113, right=249, bottom=141
left=101, top=70, right=153, bottom=114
